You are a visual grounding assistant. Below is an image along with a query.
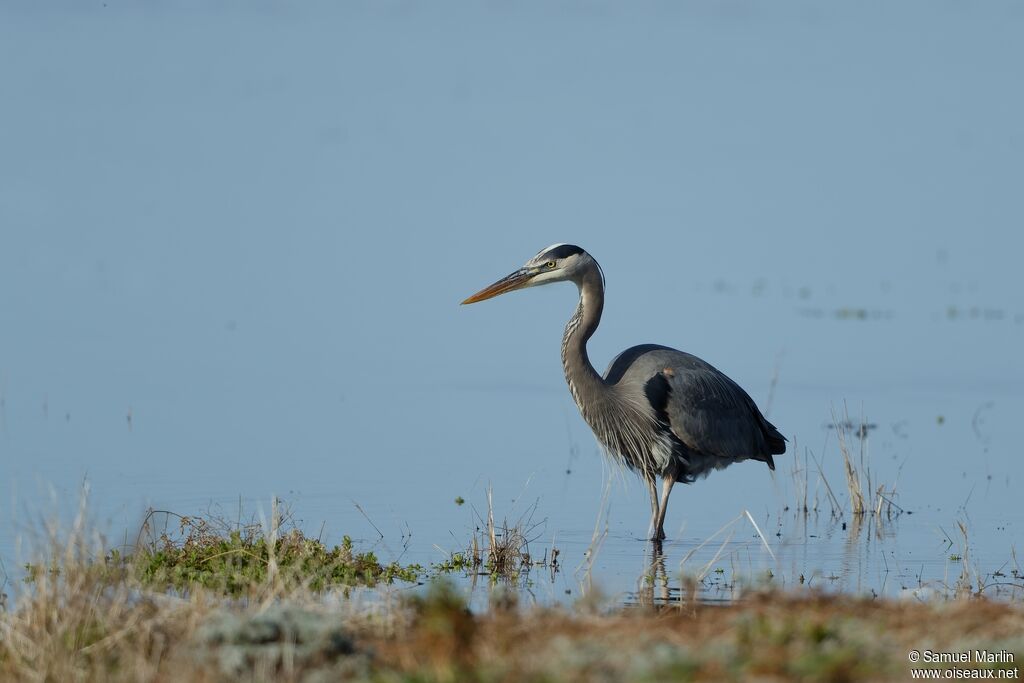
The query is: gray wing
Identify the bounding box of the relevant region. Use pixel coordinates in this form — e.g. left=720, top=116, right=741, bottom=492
left=604, top=344, right=785, bottom=464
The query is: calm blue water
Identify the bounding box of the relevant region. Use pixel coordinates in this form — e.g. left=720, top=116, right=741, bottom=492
left=1, top=1, right=1022, bottom=602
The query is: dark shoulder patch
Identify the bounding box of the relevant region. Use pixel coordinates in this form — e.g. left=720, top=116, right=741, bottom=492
left=643, top=372, right=672, bottom=425
left=545, top=244, right=584, bottom=260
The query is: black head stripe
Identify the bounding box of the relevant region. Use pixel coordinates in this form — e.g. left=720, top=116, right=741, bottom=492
left=545, top=244, right=584, bottom=261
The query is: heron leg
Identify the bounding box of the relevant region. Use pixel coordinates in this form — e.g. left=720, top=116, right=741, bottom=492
left=654, top=473, right=676, bottom=541
left=645, top=476, right=659, bottom=539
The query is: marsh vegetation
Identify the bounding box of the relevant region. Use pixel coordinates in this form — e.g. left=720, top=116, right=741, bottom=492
left=2, top=499, right=1022, bottom=682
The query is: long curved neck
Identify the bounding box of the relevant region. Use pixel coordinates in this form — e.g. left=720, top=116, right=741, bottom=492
left=561, top=265, right=607, bottom=411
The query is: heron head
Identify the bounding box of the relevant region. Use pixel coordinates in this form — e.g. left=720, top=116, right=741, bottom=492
left=461, top=243, right=595, bottom=304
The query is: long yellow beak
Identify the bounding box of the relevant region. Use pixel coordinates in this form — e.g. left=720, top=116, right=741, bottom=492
left=461, top=269, right=533, bottom=305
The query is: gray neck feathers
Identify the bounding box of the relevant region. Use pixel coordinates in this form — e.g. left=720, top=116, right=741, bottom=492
left=560, top=262, right=665, bottom=475
left=560, top=265, right=607, bottom=418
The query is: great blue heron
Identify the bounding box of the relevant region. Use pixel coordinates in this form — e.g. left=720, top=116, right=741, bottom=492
left=462, top=244, right=785, bottom=541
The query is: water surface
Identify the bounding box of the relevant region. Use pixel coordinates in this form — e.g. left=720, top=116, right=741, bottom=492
left=1, top=0, right=1022, bottom=603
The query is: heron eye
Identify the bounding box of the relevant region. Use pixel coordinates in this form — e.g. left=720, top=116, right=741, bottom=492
left=545, top=261, right=557, bottom=269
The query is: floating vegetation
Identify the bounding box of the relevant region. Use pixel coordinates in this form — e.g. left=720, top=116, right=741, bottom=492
left=946, top=305, right=1008, bottom=321
left=23, top=502, right=426, bottom=597
left=129, top=523, right=422, bottom=595
left=23, top=492, right=563, bottom=600
left=827, top=419, right=878, bottom=440
left=799, top=307, right=894, bottom=321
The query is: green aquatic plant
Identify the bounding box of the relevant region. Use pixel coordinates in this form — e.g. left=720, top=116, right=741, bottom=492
left=434, top=551, right=474, bottom=573
left=105, top=509, right=423, bottom=595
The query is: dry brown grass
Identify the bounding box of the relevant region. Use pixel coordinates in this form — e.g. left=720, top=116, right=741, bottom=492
left=0, top=502, right=210, bottom=681
left=375, top=587, right=1024, bottom=683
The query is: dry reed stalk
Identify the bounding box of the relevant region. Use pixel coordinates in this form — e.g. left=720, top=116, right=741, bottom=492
left=832, top=406, right=866, bottom=515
